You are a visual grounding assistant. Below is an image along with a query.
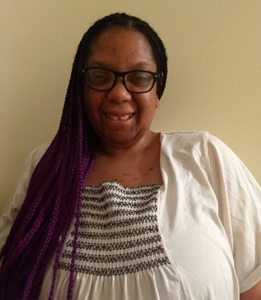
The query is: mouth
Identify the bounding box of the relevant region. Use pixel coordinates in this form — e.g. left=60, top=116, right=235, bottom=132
left=105, top=113, right=134, bottom=121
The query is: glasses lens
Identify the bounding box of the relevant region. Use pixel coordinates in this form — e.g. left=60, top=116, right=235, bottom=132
left=125, top=71, right=154, bottom=92
left=86, top=69, right=114, bottom=90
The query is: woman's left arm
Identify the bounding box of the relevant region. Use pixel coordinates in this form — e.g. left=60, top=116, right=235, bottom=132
left=207, top=134, right=261, bottom=295
left=240, top=280, right=261, bottom=300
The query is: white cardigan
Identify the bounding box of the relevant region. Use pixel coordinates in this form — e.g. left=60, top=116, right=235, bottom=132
left=1, top=131, right=261, bottom=300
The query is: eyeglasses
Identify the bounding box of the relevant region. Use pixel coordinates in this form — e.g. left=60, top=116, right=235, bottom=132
left=81, top=67, right=160, bottom=93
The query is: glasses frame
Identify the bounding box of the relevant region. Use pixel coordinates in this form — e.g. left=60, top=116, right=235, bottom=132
left=81, top=67, right=161, bottom=93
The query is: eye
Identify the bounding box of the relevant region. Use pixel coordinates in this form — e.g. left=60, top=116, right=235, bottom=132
left=127, top=71, right=153, bottom=87
left=87, top=69, right=113, bottom=86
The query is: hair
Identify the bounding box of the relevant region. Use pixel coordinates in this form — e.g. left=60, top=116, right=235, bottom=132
left=0, top=12, right=168, bottom=300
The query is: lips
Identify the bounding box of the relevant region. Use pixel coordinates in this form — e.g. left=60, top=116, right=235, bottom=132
left=105, top=112, right=134, bottom=121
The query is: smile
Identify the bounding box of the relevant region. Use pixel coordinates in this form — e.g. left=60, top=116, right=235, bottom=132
left=105, top=113, right=134, bottom=120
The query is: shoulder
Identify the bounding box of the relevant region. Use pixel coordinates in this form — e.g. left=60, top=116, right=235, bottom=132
left=161, top=131, right=208, bottom=146
left=160, top=131, right=234, bottom=157
left=22, top=142, right=51, bottom=173
left=159, top=131, right=243, bottom=177
left=0, top=142, right=51, bottom=243
left=159, top=131, right=211, bottom=176
left=2, top=142, right=50, bottom=213
left=160, top=131, right=210, bottom=158
left=26, top=142, right=50, bottom=164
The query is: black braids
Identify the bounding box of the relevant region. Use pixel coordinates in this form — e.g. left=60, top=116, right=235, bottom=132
left=81, top=13, right=168, bottom=99
left=0, top=161, right=61, bottom=271
left=47, top=48, right=84, bottom=299
left=15, top=174, right=61, bottom=295
left=149, top=30, right=168, bottom=98
left=0, top=13, right=168, bottom=300
left=131, top=21, right=168, bottom=99
left=48, top=35, right=95, bottom=300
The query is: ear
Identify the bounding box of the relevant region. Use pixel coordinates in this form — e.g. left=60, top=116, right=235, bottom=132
left=155, top=96, right=160, bottom=108
left=156, top=73, right=164, bottom=99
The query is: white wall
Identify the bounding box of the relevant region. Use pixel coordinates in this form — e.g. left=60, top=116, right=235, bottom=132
left=1, top=0, right=261, bottom=213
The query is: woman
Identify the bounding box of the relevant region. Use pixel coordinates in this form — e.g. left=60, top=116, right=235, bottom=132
left=0, top=12, right=261, bottom=300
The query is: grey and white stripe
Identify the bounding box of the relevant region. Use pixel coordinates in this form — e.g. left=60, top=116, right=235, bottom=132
left=59, top=181, right=170, bottom=276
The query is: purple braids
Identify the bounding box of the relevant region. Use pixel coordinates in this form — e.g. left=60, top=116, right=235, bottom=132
left=0, top=12, right=168, bottom=300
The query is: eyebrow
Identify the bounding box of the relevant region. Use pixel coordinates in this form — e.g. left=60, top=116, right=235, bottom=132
left=87, top=60, right=153, bottom=70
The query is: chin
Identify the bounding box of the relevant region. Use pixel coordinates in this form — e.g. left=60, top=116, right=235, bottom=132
left=104, top=133, right=138, bottom=147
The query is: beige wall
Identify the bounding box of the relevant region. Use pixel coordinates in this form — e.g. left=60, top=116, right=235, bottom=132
left=1, top=1, right=261, bottom=213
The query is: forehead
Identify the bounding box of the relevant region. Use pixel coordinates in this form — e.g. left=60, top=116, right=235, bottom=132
left=86, top=27, right=156, bottom=69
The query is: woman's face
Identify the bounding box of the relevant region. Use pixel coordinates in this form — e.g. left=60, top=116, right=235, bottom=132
left=84, top=27, right=160, bottom=149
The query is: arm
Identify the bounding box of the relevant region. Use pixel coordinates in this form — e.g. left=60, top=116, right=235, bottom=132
left=0, top=143, right=49, bottom=251
left=240, top=280, right=261, bottom=300
left=207, top=134, right=261, bottom=294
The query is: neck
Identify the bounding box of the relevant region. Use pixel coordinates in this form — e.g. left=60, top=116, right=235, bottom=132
left=96, top=131, right=160, bottom=158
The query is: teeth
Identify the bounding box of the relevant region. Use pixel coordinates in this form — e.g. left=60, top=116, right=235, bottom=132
left=106, top=113, right=133, bottom=120
left=119, top=115, right=131, bottom=120
left=107, top=114, right=119, bottom=120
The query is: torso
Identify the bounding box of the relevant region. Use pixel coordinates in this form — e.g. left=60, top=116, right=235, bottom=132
left=85, top=132, right=163, bottom=187
left=39, top=132, right=243, bottom=299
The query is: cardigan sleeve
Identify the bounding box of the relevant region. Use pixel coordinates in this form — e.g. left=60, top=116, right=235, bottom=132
left=0, top=143, right=50, bottom=251
left=207, top=134, right=261, bottom=293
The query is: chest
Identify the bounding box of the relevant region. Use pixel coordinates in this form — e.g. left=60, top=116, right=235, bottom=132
left=85, top=149, right=162, bottom=187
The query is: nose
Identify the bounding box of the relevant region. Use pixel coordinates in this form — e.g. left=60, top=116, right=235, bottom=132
left=107, top=77, right=132, bottom=103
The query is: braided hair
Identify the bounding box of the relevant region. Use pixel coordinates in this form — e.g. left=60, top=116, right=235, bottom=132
left=0, top=12, right=168, bottom=300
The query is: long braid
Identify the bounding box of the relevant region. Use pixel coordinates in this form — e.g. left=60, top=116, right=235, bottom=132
left=0, top=12, right=168, bottom=300
left=0, top=25, right=95, bottom=299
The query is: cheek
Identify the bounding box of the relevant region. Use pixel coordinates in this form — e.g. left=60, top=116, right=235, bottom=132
left=84, top=90, right=99, bottom=111
left=147, top=93, right=160, bottom=110
left=84, top=89, right=90, bottom=110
